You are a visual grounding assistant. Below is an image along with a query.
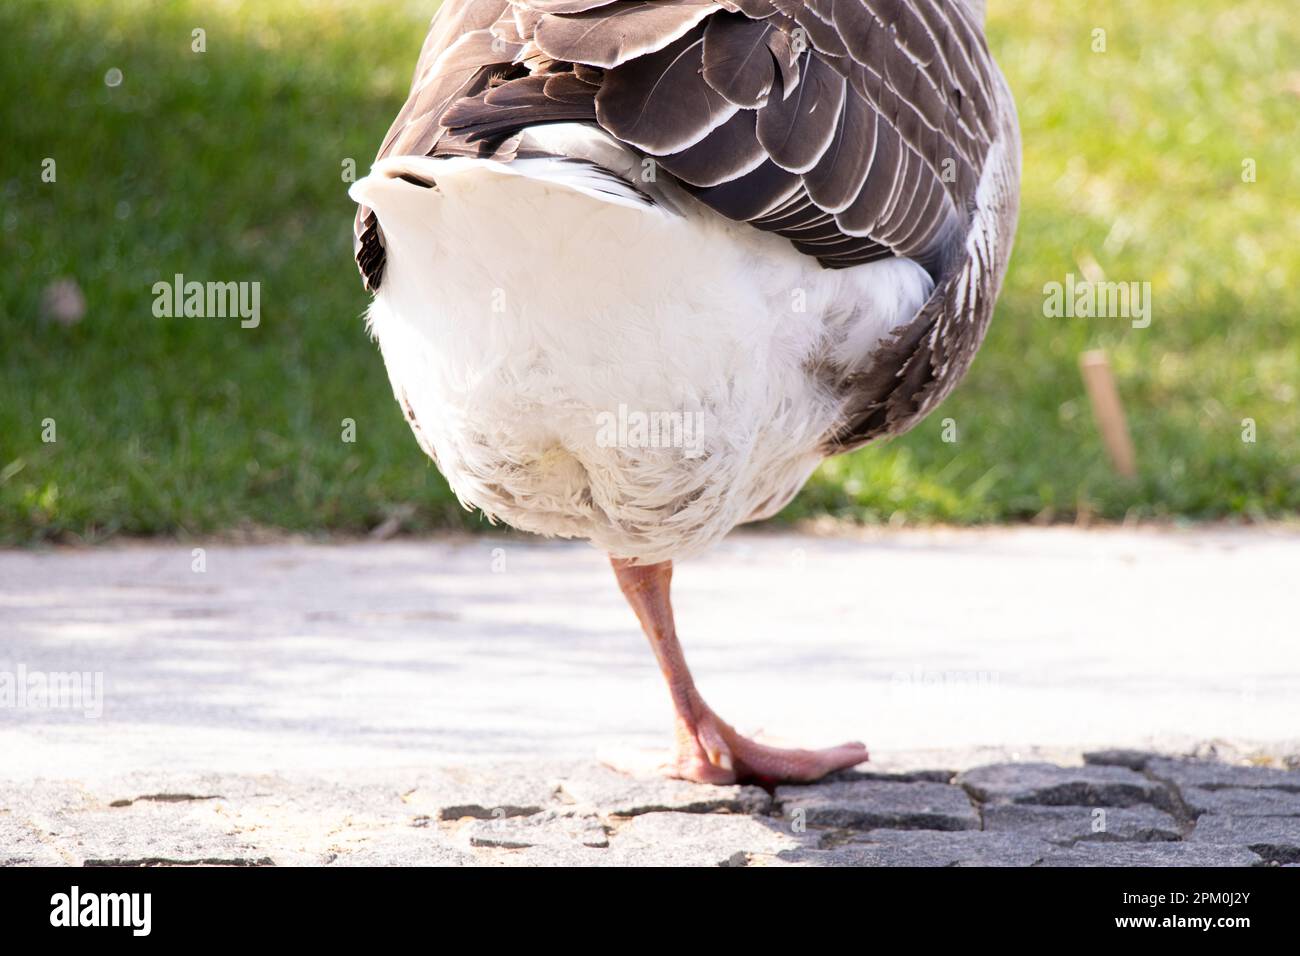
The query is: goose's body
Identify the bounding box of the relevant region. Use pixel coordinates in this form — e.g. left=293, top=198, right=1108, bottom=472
left=361, top=133, right=935, bottom=562
left=351, top=0, right=1020, bottom=782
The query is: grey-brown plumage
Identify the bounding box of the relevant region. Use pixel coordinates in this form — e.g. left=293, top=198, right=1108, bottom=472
left=353, top=0, right=1019, bottom=454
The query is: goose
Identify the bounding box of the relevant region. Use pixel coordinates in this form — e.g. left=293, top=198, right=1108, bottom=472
left=349, top=0, right=1020, bottom=784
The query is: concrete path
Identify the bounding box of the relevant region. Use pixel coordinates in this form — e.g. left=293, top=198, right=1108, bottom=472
left=2, top=526, right=1298, bottom=865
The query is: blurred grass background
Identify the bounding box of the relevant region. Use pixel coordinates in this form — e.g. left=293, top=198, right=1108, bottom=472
left=1, top=0, right=1297, bottom=544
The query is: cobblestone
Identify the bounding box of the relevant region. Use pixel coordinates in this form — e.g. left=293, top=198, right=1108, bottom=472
left=4, top=753, right=1295, bottom=866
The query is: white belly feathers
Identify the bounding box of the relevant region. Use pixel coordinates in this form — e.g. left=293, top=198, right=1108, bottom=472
left=350, top=139, right=932, bottom=563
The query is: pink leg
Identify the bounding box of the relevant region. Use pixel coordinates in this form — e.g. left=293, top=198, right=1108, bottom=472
left=611, top=557, right=869, bottom=785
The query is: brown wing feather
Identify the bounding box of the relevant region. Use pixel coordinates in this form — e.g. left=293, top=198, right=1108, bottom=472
left=801, top=81, right=876, bottom=212
left=593, top=29, right=738, bottom=154
left=700, top=14, right=777, bottom=109
left=653, top=109, right=766, bottom=187
left=533, top=0, right=720, bottom=69
left=441, top=74, right=600, bottom=143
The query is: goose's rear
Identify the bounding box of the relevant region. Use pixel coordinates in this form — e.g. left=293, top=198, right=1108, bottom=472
left=349, top=0, right=1020, bottom=783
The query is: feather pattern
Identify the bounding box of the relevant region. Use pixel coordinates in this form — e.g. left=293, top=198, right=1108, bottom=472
left=353, top=0, right=1019, bottom=458
left=594, top=29, right=738, bottom=154
left=700, top=14, right=777, bottom=109
left=524, top=0, right=620, bottom=12
left=533, top=0, right=721, bottom=68
left=755, top=53, right=845, bottom=174
left=653, top=108, right=767, bottom=187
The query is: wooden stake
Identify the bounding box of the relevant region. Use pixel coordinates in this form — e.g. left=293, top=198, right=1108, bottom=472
left=1079, top=350, right=1137, bottom=478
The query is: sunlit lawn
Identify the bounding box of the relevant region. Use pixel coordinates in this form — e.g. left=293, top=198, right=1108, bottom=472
left=1, top=0, right=1296, bottom=543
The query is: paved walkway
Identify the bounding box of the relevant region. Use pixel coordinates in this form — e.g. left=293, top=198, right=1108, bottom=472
left=2, top=526, right=1298, bottom=865
left=4, top=754, right=1299, bottom=866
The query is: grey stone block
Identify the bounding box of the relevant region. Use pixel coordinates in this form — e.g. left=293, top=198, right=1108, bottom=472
left=828, top=768, right=957, bottom=785
left=781, top=830, right=1053, bottom=867
left=1188, top=816, right=1300, bottom=863
left=1041, top=842, right=1263, bottom=867
left=400, top=763, right=566, bottom=821
left=776, top=780, right=978, bottom=831
left=1147, top=759, right=1300, bottom=794
left=552, top=764, right=771, bottom=816
left=0, top=814, right=68, bottom=866
left=325, top=833, right=476, bottom=866
left=982, top=803, right=1181, bottom=844
left=482, top=812, right=811, bottom=866
left=957, top=762, right=1174, bottom=810
left=1183, top=787, right=1300, bottom=818
left=1083, top=749, right=1157, bottom=771
left=45, top=802, right=273, bottom=866
left=613, top=811, right=808, bottom=858
left=462, top=810, right=608, bottom=849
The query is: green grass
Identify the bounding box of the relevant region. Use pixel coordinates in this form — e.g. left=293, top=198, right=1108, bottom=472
left=1, top=0, right=1297, bottom=544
